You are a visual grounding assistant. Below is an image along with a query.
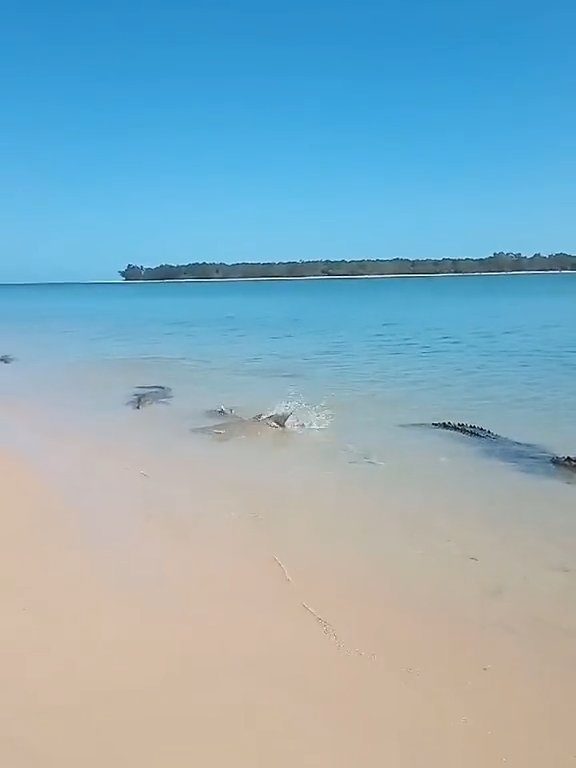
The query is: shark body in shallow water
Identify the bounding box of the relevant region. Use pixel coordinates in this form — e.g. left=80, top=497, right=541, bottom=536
left=193, top=408, right=293, bottom=439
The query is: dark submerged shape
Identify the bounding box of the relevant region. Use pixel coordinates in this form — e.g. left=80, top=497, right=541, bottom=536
left=128, top=385, right=173, bottom=410
left=431, top=422, right=498, bottom=439
left=0, top=354, right=15, bottom=364
left=551, top=456, right=576, bottom=473
left=204, top=406, right=239, bottom=419
left=416, top=422, right=575, bottom=482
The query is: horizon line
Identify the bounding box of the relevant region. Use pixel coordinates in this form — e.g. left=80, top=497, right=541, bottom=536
left=1, top=269, right=575, bottom=286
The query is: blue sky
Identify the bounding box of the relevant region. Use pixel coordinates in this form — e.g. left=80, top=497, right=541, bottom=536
left=1, top=0, right=574, bottom=281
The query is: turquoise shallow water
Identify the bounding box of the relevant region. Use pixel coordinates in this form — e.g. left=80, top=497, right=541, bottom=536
left=2, top=273, right=576, bottom=616
left=4, top=279, right=576, bottom=768
left=1, top=273, right=576, bottom=475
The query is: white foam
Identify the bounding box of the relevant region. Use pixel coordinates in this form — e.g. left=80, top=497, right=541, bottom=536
left=271, top=395, right=334, bottom=432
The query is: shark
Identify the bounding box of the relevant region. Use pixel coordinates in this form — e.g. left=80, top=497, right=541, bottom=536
left=193, top=408, right=293, bottom=439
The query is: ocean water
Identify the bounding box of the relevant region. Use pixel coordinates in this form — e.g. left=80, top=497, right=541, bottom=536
left=1, top=273, right=576, bottom=504
left=1, top=272, right=575, bottom=434
left=2, top=273, right=576, bottom=666
left=3, top=275, right=576, bottom=767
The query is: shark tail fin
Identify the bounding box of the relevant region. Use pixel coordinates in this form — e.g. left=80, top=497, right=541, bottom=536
left=266, top=411, right=293, bottom=428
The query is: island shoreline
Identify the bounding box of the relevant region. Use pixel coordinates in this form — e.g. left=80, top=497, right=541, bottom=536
left=3, top=269, right=575, bottom=286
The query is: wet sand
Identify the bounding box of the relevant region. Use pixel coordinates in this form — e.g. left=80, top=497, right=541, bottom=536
left=2, top=422, right=576, bottom=767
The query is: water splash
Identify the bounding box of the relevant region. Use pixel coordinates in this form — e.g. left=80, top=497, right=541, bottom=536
left=271, top=395, right=334, bottom=431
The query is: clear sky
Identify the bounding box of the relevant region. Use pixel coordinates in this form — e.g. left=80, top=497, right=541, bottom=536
left=1, top=0, right=574, bottom=281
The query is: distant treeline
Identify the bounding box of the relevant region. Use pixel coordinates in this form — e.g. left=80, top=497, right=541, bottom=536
left=119, top=252, right=576, bottom=281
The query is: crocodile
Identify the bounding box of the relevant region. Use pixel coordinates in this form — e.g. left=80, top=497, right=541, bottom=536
left=431, top=422, right=499, bottom=439
left=551, top=455, right=576, bottom=472
left=411, top=421, right=576, bottom=480
left=128, top=385, right=173, bottom=410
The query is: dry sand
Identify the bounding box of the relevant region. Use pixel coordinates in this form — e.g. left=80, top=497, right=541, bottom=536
left=1, top=445, right=575, bottom=767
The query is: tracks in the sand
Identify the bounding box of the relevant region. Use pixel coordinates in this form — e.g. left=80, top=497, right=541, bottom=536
left=272, top=554, right=375, bottom=660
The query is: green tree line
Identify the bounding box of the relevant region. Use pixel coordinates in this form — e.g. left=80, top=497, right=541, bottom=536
left=119, top=252, right=576, bottom=281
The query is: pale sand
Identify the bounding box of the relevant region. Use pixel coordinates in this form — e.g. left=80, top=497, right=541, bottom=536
left=1, top=444, right=576, bottom=767
left=6, top=269, right=574, bottom=285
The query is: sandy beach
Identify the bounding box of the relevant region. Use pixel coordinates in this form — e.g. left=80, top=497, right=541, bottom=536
left=3, top=268, right=575, bottom=286
left=2, top=422, right=575, bottom=767
left=3, top=0, right=576, bottom=760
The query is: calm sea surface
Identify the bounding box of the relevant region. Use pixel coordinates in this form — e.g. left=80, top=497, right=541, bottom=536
left=1, top=274, right=575, bottom=492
